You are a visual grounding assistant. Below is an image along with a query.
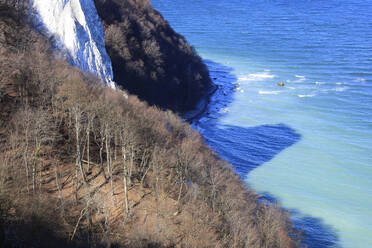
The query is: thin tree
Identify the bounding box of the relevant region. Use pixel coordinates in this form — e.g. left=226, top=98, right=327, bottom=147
left=56, top=72, right=89, bottom=200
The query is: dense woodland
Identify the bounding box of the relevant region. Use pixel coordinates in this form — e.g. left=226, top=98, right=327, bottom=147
left=94, top=0, right=213, bottom=113
left=0, top=2, right=300, bottom=248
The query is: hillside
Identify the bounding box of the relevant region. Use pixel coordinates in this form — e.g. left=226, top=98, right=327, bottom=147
left=0, top=3, right=300, bottom=248
left=94, top=0, right=213, bottom=113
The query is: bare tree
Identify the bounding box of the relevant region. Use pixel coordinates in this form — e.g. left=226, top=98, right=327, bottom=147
left=56, top=72, right=90, bottom=200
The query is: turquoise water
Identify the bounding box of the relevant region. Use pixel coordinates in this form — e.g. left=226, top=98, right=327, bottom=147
left=152, top=0, right=372, bottom=247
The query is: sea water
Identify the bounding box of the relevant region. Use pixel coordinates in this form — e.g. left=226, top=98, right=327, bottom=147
left=151, top=0, right=372, bottom=247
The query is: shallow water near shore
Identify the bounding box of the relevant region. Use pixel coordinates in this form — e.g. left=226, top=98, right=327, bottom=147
left=152, top=0, right=372, bottom=247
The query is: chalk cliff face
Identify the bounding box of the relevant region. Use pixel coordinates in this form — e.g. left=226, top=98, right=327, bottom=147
left=32, top=0, right=115, bottom=88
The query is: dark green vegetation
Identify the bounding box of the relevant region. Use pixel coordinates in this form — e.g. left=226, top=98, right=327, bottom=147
left=94, top=0, right=213, bottom=113
left=0, top=2, right=300, bottom=248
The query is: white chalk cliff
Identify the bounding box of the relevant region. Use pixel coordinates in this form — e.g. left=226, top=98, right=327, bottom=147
left=31, top=0, right=115, bottom=88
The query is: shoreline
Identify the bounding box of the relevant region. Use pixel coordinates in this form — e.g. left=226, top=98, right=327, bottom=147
left=183, top=59, right=238, bottom=124
left=183, top=83, right=219, bottom=122
left=183, top=60, right=309, bottom=245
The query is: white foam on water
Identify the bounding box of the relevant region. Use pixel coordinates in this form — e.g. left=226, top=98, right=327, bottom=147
left=297, top=94, right=315, bottom=98
left=235, top=87, right=245, bottom=93
left=238, top=72, right=276, bottom=82
left=315, top=81, right=325, bottom=85
left=319, top=87, right=348, bottom=93
left=286, top=86, right=296, bottom=90
left=354, top=78, right=366, bottom=82
left=336, top=82, right=343, bottom=85
left=219, top=108, right=230, bottom=113
left=259, top=90, right=280, bottom=95
left=293, top=75, right=306, bottom=83
left=334, top=87, right=349, bottom=92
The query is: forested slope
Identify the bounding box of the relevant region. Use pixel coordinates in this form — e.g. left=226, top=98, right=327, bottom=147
left=94, top=0, right=213, bottom=113
left=0, top=3, right=300, bottom=248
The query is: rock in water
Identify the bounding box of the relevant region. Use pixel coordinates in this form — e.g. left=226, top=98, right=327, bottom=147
left=32, top=0, right=115, bottom=88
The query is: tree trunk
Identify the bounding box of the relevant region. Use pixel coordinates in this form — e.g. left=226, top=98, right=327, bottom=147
left=75, top=111, right=87, bottom=184
left=99, top=135, right=107, bottom=179
left=129, top=147, right=134, bottom=186
left=105, top=127, right=114, bottom=198
left=87, top=122, right=90, bottom=172
left=114, top=133, right=117, bottom=161
left=54, top=162, right=64, bottom=216
left=122, top=147, right=129, bottom=216
left=32, top=142, right=40, bottom=193
left=75, top=165, right=79, bottom=203
left=23, top=130, right=29, bottom=193
left=177, top=180, right=184, bottom=205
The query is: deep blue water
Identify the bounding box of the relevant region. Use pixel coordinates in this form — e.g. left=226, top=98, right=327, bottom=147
left=152, top=1, right=372, bottom=247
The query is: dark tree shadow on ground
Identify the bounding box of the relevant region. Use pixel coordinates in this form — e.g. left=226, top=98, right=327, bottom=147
left=191, top=60, right=342, bottom=248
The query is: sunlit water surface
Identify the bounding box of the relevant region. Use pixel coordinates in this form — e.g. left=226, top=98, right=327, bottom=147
left=152, top=1, right=372, bottom=247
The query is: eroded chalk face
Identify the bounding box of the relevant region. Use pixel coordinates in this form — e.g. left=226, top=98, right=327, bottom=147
left=32, top=0, right=115, bottom=88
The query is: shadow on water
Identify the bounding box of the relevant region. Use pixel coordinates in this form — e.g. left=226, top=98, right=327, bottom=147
left=298, top=215, right=342, bottom=248
left=192, top=60, right=342, bottom=248
left=260, top=192, right=342, bottom=248
left=202, top=123, right=301, bottom=175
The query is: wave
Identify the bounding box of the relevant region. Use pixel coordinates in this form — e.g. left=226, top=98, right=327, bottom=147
left=294, top=75, right=306, bottom=82
left=334, top=87, right=348, bottom=92
left=297, top=94, right=315, bottom=98
left=235, top=87, right=244, bottom=93
left=315, top=81, right=325, bottom=85
left=320, top=86, right=349, bottom=93
left=354, top=78, right=366, bottom=82
left=259, top=90, right=280, bottom=95
left=238, top=72, right=276, bottom=82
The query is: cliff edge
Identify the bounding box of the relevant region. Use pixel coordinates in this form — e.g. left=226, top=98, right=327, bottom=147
left=94, top=0, right=213, bottom=113
left=32, top=0, right=115, bottom=87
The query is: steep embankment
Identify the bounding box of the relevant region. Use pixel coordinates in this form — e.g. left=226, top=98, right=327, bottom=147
left=0, top=3, right=300, bottom=248
left=31, top=0, right=115, bottom=87
left=94, top=0, right=213, bottom=113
